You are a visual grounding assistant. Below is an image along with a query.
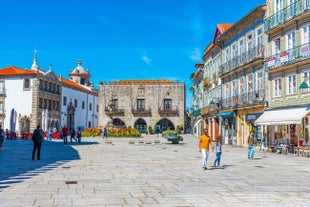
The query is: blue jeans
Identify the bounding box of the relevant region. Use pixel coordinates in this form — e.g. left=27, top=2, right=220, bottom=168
left=201, top=149, right=210, bottom=167
left=214, top=152, right=222, bottom=166
left=248, top=145, right=255, bottom=158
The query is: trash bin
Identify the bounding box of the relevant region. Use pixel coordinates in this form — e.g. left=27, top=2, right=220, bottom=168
left=299, top=139, right=303, bottom=146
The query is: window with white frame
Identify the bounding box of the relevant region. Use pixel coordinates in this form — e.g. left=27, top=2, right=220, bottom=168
left=247, top=33, right=253, bottom=51
left=239, top=77, right=245, bottom=95
left=225, top=48, right=230, bottom=63
left=256, top=71, right=264, bottom=91
left=303, top=24, right=310, bottom=44
left=232, top=80, right=238, bottom=96
left=275, top=0, right=283, bottom=13
left=224, top=82, right=230, bottom=98
left=0, top=81, right=4, bottom=94
left=287, top=31, right=296, bottom=50
left=232, top=43, right=238, bottom=59
left=274, top=78, right=282, bottom=97
left=303, top=71, right=310, bottom=93
left=0, top=102, right=3, bottom=113
left=288, top=75, right=296, bottom=95
left=239, top=38, right=244, bottom=54
left=247, top=74, right=253, bottom=92
left=256, top=27, right=263, bottom=46
left=274, top=38, right=281, bottom=55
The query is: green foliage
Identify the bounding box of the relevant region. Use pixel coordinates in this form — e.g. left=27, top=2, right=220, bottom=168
left=148, top=125, right=153, bottom=134
left=161, top=130, right=177, bottom=135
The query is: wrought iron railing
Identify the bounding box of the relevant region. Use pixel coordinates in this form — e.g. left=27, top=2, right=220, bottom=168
left=220, top=45, right=264, bottom=75
left=221, top=90, right=265, bottom=109
left=265, top=0, right=310, bottom=32
left=266, top=42, right=310, bottom=71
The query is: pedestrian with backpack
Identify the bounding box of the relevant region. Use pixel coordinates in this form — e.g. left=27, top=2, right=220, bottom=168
left=32, top=125, right=43, bottom=161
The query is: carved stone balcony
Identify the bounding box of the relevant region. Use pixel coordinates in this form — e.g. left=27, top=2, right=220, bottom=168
left=105, top=109, right=125, bottom=116
left=158, top=108, right=179, bottom=117
left=132, top=109, right=151, bottom=117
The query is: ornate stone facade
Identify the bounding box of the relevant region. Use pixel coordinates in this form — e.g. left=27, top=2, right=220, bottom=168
left=98, top=80, right=185, bottom=133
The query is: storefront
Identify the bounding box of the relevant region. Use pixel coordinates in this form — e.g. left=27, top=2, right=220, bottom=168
left=217, top=111, right=236, bottom=145
left=246, top=112, right=263, bottom=141
left=254, top=107, right=310, bottom=147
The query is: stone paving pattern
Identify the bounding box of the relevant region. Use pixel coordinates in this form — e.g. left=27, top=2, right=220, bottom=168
left=0, top=134, right=310, bottom=207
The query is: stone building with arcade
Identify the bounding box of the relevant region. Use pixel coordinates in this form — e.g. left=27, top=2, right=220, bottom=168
left=98, top=80, right=185, bottom=133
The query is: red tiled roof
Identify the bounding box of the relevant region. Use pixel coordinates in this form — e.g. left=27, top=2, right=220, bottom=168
left=217, top=24, right=233, bottom=33
left=109, top=80, right=179, bottom=85
left=0, top=66, right=37, bottom=76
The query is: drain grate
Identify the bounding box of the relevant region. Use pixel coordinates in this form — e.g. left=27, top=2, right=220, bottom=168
left=254, top=166, right=264, bottom=168
left=65, top=181, right=77, bottom=184
left=62, top=166, right=71, bottom=169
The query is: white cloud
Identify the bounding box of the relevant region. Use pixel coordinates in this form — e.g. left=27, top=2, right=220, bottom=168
left=189, top=48, right=202, bottom=61
left=142, top=56, right=152, bottom=65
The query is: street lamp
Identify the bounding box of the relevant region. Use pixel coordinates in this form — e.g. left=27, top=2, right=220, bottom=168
left=299, top=81, right=309, bottom=93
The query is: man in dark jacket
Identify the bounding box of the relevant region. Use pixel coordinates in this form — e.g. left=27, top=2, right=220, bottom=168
left=32, top=125, right=43, bottom=161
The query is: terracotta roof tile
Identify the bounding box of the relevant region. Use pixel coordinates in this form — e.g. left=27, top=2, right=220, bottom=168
left=0, top=66, right=37, bottom=76
left=217, top=24, right=233, bottom=33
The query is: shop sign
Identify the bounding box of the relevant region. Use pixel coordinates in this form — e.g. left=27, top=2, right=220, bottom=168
left=280, top=52, right=288, bottom=63
left=246, top=113, right=262, bottom=123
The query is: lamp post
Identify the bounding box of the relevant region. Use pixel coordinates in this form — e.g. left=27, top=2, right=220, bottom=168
left=299, top=81, right=309, bottom=94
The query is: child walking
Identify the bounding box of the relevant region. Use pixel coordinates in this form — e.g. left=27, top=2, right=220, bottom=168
left=214, top=136, right=223, bottom=168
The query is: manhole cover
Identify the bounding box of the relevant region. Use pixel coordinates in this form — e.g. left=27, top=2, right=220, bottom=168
left=65, top=181, right=77, bottom=184
left=62, top=166, right=71, bottom=169
left=254, top=166, right=264, bottom=168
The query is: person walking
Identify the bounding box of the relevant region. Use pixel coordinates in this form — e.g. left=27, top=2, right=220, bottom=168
left=198, top=128, right=213, bottom=171
left=70, top=128, right=77, bottom=142
left=0, top=125, right=5, bottom=151
left=62, top=125, right=68, bottom=144
left=76, top=127, right=82, bottom=143
left=103, top=127, right=108, bottom=139
left=47, top=127, right=53, bottom=141
left=32, top=125, right=43, bottom=161
left=213, top=136, right=222, bottom=168
left=248, top=130, right=256, bottom=159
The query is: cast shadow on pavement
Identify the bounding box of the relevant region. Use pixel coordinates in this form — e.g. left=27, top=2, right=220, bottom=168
left=0, top=139, right=99, bottom=190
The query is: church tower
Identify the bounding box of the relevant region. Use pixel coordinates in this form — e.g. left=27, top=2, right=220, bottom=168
left=69, top=59, right=90, bottom=86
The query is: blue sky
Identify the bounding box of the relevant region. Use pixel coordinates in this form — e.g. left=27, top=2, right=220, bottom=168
left=0, top=0, right=265, bottom=109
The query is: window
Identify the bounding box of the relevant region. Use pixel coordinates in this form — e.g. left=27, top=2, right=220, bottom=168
left=256, top=28, right=263, bottom=46
left=111, top=99, right=118, bottom=110
left=232, top=44, right=238, bottom=59
left=164, top=99, right=172, bottom=110
left=82, top=101, right=85, bottom=109
left=288, top=75, right=296, bottom=95
left=48, top=100, right=52, bottom=110
left=0, top=81, right=4, bottom=94
left=247, top=33, right=253, bottom=51
left=247, top=74, right=253, bottom=92
left=63, top=96, right=67, bottom=106
left=274, top=78, right=282, bottom=97
left=138, top=88, right=145, bottom=96
left=89, top=103, right=92, bottom=111
left=137, top=99, right=145, bottom=110
left=287, top=31, right=296, bottom=50
left=0, top=102, right=3, bottom=113
left=225, top=48, right=230, bottom=63
left=44, top=99, right=47, bottom=109
left=303, top=25, right=310, bottom=44
left=24, top=79, right=30, bottom=90
left=224, top=83, right=230, bottom=98
left=232, top=80, right=238, bottom=96
left=256, top=71, right=264, bottom=91
left=239, top=77, right=245, bottom=95
left=74, top=99, right=77, bottom=108
left=239, top=38, right=244, bottom=55
left=97, top=104, right=99, bottom=112
left=274, top=38, right=281, bottom=55
left=39, top=98, right=43, bottom=109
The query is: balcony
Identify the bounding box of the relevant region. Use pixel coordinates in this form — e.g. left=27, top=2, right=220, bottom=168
left=265, top=0, right=310, bottom=32
left=104, top=108, right=125, bottom=116
left=158, top=108, right=179, bottom=117
left=132, top=108, right=151, bottom=117
left=220, top=45, right=264, bottom=75
left=266, top=42, right=310, bottom=71
left=221, top=90, right=265, bottom=109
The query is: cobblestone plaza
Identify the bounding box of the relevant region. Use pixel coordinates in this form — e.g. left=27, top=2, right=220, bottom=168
left=0, top=135, right=309, bottom=207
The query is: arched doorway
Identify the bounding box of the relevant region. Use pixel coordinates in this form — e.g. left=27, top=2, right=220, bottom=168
left=134, top=118, right=147, bottom=133
left=19, top=115, right=30, bottom=132
left=112, top=118, right=126, bottom=127
left=67, top=102, right=75, bottom=130
left=155, top=118, right=175, bottom=132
